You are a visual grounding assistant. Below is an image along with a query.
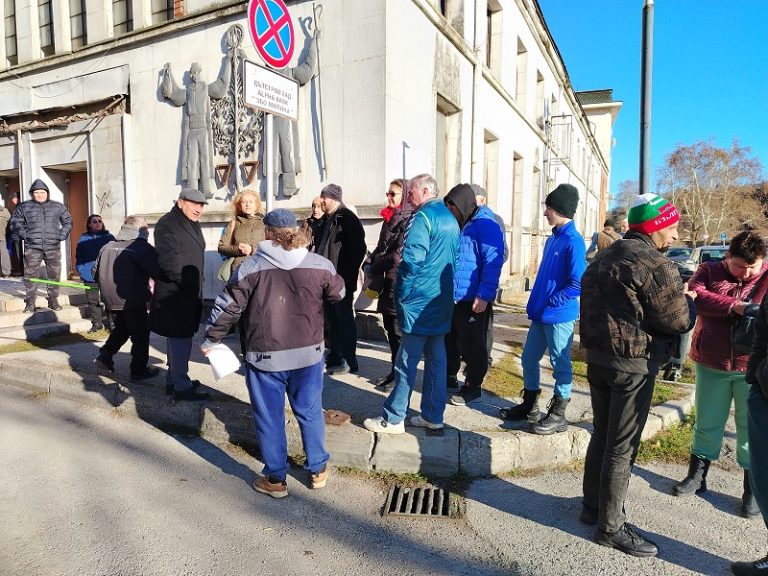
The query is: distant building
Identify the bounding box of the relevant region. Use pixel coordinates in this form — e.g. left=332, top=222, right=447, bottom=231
left=0, top=0, right=620, bottom=296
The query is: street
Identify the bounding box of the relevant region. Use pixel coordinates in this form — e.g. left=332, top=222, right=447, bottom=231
left=0, top=384, right=763, bottom=576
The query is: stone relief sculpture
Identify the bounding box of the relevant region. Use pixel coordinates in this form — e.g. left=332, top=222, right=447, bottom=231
left=161, top=53, right=233, bottom=198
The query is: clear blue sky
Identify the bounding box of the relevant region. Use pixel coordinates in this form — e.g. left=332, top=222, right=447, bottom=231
left=538, top=0, right=768, bottom=196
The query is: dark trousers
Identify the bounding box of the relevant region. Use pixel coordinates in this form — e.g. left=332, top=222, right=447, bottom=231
left=325, top=291, right=358, bottom=371
left=382, top=312, right=400, bottom=376
left=582, top=363, right=656, bottom=533
left=84, top=281, right=104, bottom=326
left=23, top=247, right=61, bottom=302
left=445, top=300, right=492, bottom=388
left=99, top=308, right=150, bottom=375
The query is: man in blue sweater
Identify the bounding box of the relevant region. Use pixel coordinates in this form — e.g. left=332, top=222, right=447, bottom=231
left=499, top=183, right=586, bottom=434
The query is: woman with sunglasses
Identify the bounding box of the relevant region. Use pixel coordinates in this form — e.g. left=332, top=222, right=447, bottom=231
left=76, top=214, right=115, bottom=333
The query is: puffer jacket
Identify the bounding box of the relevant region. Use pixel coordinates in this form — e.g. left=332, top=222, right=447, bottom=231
left=395, top=198, right=459, bottom=336
left=689, top=260, right=768, bottom=372
left=580, top=230, right=695, bottom=374
left=10, top=180, right=72, bottom=250
left=526, top=220, right=586, bottom=324
left=76, top=230, right=116, bottom=282
left=217, top=213, right=266, bottom=270
left=453, top=205, right=504, bottom=302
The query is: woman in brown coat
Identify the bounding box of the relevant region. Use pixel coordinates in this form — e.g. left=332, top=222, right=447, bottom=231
left=218, top=189, right=266, bottom=275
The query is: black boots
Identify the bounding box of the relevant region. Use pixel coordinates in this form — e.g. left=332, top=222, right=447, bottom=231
left=672, top=454, right=710, bottom=496
left=499, top=389, right=541, bottom=423
left=595, top=522, right=659, bottom=558
left=23, top=300, right=36, bottom=313
left=532, top=395, right=570, bottom=435
left=743, top=469, right=761, bottom=518
left=48, top=298, right=62, bottom=311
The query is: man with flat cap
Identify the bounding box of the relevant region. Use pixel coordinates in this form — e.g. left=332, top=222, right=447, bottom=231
left=499, top=183, right=586, bottom=434
left=150, top=188, right=210, bottom=401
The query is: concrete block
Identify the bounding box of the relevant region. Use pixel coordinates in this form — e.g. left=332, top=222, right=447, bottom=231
left=0, top=362, right=51, bottom=394
left=118, top=387, right=204, bottom=434
left=460, top=430, right=519, bottom=476
left=201, top=402, right=255, bottom=446
left=355, top=311, right=386, bottom=342
left=641, top=414, right=664, bottom=441
left=371, top=427, right=459, bottom=477
left=49, top=370, right=121, bottom=409
left=516, top=427, right=589, bottom=469
left=650, top=403, right=686, bottom=429
left=326, top=423, right=374, bottom=471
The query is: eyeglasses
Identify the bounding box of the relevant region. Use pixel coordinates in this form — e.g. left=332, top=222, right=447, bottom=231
left=385, top=192, right=402, bottom=197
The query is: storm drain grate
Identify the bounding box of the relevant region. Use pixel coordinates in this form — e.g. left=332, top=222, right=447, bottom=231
left=383, top=485, right=454, bottom=518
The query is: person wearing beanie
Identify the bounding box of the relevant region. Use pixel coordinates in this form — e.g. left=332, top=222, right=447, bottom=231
left=499, top=183, right=585, bottom=435
left=443, top=183, right=504, bottom=407
left=93, top=216, right=164, bottom=381
left=314, top=183, right=367, bottom=374
left=578, top=192, right=696, bottom=557
left=203, top=208, right=345, bottom=498
left=9, top=178, right=73, bottom=313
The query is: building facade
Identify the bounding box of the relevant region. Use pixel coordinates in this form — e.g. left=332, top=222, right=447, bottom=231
left=0, top=0, right=620, bottom=298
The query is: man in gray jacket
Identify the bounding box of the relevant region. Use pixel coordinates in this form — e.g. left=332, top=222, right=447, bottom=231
left=9, top=179, right=72, bottom=313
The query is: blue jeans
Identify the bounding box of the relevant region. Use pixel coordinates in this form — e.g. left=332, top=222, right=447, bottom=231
left=245, top=361, right=329, bottom=482
left=747, top=386, right=768, bottom=522
left=521, top=320, right=575, bottom=399
left=166, top=337, right=194, bottom=392
left=383, top=333, right=447, bottom=425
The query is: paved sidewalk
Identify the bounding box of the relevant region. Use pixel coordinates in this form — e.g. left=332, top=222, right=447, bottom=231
left=0, top=285, right=695, bottom=477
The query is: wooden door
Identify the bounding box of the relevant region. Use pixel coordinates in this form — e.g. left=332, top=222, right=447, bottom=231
left=65, top=171, right=89, bottom=279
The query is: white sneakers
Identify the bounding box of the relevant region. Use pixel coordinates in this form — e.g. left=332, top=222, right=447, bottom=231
left=409, top=415, right=444, bottom=430
left=363, top=415, right=445, bottom=433
left=363, top=416, right=405, bottom=434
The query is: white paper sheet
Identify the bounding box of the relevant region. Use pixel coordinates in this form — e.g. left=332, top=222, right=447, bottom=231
left=206, top=343, right=241, bottom=380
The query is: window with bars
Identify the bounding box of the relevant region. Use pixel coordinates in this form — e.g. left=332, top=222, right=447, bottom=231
left=70, top=0, right=86, bottom=48
left=151, top=0, right=174, bottom=24
left=113, top=0, right=134, bottom=35
left=4, top=0, right=17, bottom=66
left=38, top=0, right=54, bottom=57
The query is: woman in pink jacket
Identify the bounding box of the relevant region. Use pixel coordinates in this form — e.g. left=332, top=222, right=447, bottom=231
left=672, top=231, right=768, bottom=518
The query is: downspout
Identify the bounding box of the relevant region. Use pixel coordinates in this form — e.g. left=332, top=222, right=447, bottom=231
left=469, top=0, right=483, bottom=183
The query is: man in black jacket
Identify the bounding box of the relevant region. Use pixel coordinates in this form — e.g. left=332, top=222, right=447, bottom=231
left=150, top=189, right=209, bottom=401
left=314, top=183, right=366, bottom=374
left=94, top=216, right=164, bottom=380
left=9, top=179, right=72, bottom=313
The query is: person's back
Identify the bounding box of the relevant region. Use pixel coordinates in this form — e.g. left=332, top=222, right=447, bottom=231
left=97, top=232, right=161, bottom=312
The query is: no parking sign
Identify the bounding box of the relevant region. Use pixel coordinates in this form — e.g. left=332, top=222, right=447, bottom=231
left=247, top=0, right=295, bottom=68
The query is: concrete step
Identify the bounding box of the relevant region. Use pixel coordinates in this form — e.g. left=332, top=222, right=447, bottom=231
left=0, top=317, right=95, bottom=347
left=0, top=304, right=90, bottom=329
left=0, top=291, right=89, bottom=314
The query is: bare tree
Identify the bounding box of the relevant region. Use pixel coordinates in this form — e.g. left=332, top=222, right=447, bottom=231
left=608, top=179, right=638, bottom=224
left=656, top=140, right=764, bottom=245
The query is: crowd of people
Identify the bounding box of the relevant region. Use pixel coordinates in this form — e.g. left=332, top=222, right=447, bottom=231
left=4, top=174, right=768, bottom=572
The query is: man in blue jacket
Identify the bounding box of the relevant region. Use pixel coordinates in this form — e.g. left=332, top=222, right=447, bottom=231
left=443, top=183, right=504, bottom=406
left=499, top=183, right=586, bottom=434
left=364, top=174, right=460, bottom=433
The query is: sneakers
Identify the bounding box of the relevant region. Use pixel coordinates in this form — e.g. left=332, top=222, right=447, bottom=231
left=595, top=523, right=658, bottom=558
left=165, top=379, right=202, bottom=395
left=447, top=375, right=460, bottom=389
left=173, top=388, right=210, bottom=401
left=363, top=416, right=405, bottom=434
left=374, top=373, right=395, bottom=387
left=732, top=554, right=768, bottom=576
left=23, top=302, right=36, bottom=314
left=48, top=299, right=62, bottom=311
left=94, top=355, right=115, bottom=374
left=253, top=476, right=288, bottom=499
left=130, top=366, right=161, bottom=381
left=450, top=384, right=481, bottom=406
left=311, top=466, right=328, bottom=489
left=409, top=415, right=444, bottom=430
left=87, top=323, right=104, bottom=334
left=326, top=360, right=351, bottom=375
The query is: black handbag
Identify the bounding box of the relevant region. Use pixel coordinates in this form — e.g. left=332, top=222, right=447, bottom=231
left=731, top=272, right=768, bottom=354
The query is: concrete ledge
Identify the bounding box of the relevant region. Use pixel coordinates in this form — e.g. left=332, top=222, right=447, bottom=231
left=0, top=362, right=51, bottom=394
left=372, top=427, right=460, bottom=477
left=326, top=424, right=375, bottom=471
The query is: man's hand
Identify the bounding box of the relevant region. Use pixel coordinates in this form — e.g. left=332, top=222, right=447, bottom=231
left=238, top=243, right=252, bottom=256
left=683, top=282, right=697, bottom=301
left=472, top=297, right=488, bottom=314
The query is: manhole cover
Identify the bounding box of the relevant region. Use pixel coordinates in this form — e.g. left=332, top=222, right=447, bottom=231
left=383, top=485, right=456, bottom=518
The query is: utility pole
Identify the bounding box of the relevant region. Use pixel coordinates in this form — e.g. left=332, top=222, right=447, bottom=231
left=638, top=0, right=654, bottom=196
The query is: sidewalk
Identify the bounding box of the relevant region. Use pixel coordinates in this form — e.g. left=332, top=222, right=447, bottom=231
left=0, top=279, right=695, bottom=477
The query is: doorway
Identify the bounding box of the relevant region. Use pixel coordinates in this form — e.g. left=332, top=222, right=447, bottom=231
left=64, top=171, right=89, bottom=279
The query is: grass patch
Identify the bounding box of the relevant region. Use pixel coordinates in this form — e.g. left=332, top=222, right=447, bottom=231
left=0, top=330, right=105, bottom=355
left=501, top=461, right=584, bottom=478
left=636, top=409, right=696, bottom=464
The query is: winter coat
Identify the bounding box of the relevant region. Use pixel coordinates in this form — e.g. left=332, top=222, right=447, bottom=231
left=314, top=205, right=366, bottom=292
left=746, top=298, right=768, bottom=392
left=526, top=220, right=586, bottom=324
left=580, top=231, right=695, bottom=374
left=205, top=239, right=345, bottom=371
left=452, top=205, right=504, bottom=303
left=149, top=204, right=206, bottom=338
left=75, top=230, right=116, bottom=282
left=395, top=198, right=459, bottom=336
left=217, top=213, right=266, bottom=270
left=368, top=204, right=412, bottom=316
left=9, top=180, right=72, bottom=250
left=688, top=260, right=768, bottom=373
left=95, top=226, right=164, bottom=311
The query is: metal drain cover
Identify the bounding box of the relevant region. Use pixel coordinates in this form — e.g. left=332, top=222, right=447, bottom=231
left=383, top=485, right=455, bottom=518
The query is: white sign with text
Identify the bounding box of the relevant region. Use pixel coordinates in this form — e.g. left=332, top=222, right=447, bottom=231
left=244, top=60, right=299, bottom=121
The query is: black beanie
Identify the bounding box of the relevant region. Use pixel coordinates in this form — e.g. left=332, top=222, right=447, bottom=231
left=545, top=184, right=579, bottom=219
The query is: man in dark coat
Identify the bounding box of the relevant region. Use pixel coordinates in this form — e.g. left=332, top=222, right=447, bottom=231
left=314, top=183, right=366, bottom=374
left=9, top=179, right=72, bottom=313
left=150, top=188, right=209, bottom=401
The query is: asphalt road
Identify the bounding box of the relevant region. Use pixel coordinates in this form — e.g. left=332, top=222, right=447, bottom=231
left=1, top=385, right=764, bottom=576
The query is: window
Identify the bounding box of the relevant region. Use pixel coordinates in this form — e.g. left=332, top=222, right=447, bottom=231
left=113, top=0, right=133, bottom=35
left=4, top=0, right=17, bottom=66
left=151, top=0, right=173, bottom=24
left=70, top=0, right=86, bottom=48
left=486, top=0, right=502, bottom=76
left=516, top=38, right=527, bottom=110
left=38, top=0, right=54, bottom=57
left=535, top=71, right=545, bottom=128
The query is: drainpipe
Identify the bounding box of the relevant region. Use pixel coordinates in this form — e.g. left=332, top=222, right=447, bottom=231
left=639, top=0, right=653, bottom=196
left=469, top=0, right=483, bottom=183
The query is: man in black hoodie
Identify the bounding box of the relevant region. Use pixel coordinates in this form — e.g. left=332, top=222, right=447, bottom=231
left=9, top=179, right=73, bottom=313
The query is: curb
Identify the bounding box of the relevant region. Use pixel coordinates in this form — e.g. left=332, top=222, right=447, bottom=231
left=0, top=358, right=695, bottom=478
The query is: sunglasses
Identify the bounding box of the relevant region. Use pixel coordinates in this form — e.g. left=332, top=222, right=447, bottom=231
left=385, top=192, right=402, bottom=197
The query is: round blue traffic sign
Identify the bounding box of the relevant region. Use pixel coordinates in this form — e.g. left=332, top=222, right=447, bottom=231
left=247, top=0, right=295, bottom=69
